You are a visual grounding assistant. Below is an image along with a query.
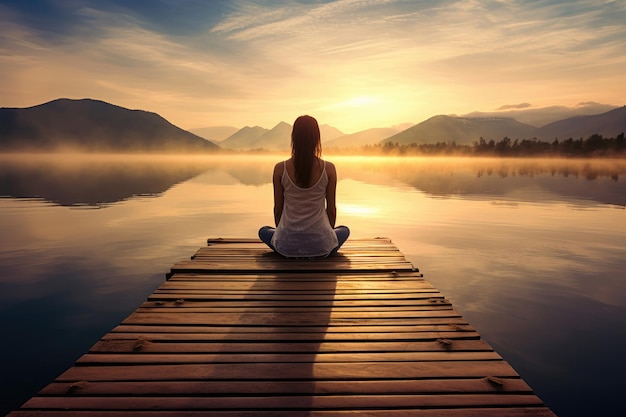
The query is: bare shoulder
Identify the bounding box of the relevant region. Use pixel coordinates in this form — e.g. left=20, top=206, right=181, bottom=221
left=324, top=160, right=337, bottom=177
left=273, top=161, right=285, bottom=173
left=273, top=161, right=285, bottom=181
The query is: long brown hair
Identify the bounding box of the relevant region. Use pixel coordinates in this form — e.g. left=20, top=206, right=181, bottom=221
left=291, top=115, right=322, bottom=187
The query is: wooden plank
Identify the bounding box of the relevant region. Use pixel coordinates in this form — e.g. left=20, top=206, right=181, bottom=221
left=156, top=281, right=435, bottom=291
left=22, top=394, right=545, bottom=410
left=90, top=339, right=494, bottom=354
left=146, top=293, right=445, bottom=301
left=158, top=277, right=432, bottom=287
left=113, top=316, right=468, bottom=333
left=75, top=351, right=502, bottom=365
left=137, top=304, right=453, bottom=312
left=119, top=318, right=466, bottom=328
left=110, top=322, right=474, bottom=333
left=57, top=360, right=521, bottom=381
left=206, top=237, right=395, bottom=245
left=8, top=409, right=558, bottom=417
left=152, top=290, right=436, bottom=297
left=187, top=251, right=409, bottom=260
left=191, top=255, right=408, bottom=260
left=100, top=331, right=480, bottom=342
left=167, top=272, right=424, bottom=281
left=140, top=298, right=448, bottom=307
left=169, top=261, right=416, bottom=274
left=193, top=251, right=408, bottom=258
left=122, top=309, right=463, bottom=324
left=39, top=378, right=534, bottom=396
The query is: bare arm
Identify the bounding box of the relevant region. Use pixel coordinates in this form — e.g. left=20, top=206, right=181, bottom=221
left=273, top=162, right=284, bottom=226
left=325, top=161, right=337, bottom=228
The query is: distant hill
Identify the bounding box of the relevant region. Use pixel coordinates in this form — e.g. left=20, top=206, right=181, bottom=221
left=320, top=124, right=344, bottom=142
left=391, top=122, right=416, bottom=132
left=220, top=122, right=344, bottom=151
left=189, top=126, right=239, bottom=142
left=382, top=116, right=538, bottom=146
left=326, top=127, right=404, bottom=149
left=220, top=126, right=269, bottom=150
left=250, top=121, right=292, bottom=150
left=536, top=106, right=626, bottom=140
left=0, top=98, right=220, bottom=153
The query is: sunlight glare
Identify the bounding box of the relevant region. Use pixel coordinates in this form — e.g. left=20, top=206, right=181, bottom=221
left=339, top=203, right=378, bottom=217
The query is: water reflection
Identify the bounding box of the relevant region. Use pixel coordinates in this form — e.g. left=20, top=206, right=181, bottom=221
left=334, top=156, right=626, bottom=206
left=1, top=154, right=624, bottom=207
left=0, top=154, right=222, bottom=206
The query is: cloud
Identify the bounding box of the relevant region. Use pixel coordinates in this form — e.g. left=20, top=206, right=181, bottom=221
left=498, top=103, right=533, bottom=110
left=210, top=0, right=399, bottom=41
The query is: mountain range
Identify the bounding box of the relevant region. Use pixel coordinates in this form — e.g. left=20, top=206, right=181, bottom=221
left=536, top=107, right=626, bottom=141
left=1, top=98, right=624, bottom=153
left=382, top=107, right=626, bottom=147
left=204, top=108, right=625, bottom=150
left=0, top=98, right=219, bottom=152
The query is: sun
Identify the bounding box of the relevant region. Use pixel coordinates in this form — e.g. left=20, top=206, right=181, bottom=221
left=320, top=95, right=388, bottom=132
left=319, top=91, right=425, bottom=133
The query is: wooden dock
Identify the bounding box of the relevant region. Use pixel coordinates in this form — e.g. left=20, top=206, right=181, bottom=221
left=8, top=237, right=557, bottom=416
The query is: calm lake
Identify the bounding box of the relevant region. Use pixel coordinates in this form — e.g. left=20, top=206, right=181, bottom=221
left=0, top=154, right=625, bottom=417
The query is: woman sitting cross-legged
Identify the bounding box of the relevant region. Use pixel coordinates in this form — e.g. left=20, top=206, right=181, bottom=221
left=258, top=115, right=349, bottom=258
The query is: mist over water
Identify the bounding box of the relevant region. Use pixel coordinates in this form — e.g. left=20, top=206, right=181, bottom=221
left=0, top=154, right=625, bottom=417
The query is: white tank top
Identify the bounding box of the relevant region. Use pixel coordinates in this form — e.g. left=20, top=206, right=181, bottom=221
left=271, top=160, right=338, bottom=257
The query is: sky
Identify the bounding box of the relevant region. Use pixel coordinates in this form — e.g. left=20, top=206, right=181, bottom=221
left=1, top=0, right=625, bottom=133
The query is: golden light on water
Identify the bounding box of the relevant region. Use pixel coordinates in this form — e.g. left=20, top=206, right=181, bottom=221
left=338, top=203, right=379, bottom=217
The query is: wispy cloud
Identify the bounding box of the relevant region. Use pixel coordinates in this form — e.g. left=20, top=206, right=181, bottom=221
left=498, top=103, right=533, bottom=110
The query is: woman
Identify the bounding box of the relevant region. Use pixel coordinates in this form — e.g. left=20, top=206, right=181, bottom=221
left=259, top=115, right=350, bottom=257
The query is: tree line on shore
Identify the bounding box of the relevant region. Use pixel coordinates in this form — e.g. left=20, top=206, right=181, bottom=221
left=329, top=133, right=626, bottom=157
